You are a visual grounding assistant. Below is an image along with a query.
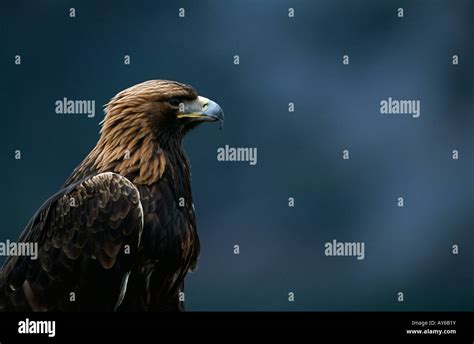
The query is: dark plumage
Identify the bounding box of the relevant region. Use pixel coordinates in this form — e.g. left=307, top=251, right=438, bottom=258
left=0, top=80, right=224, bottom=311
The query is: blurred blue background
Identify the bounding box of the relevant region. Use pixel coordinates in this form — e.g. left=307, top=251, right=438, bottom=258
left=0, top=0, right=473, bottom=311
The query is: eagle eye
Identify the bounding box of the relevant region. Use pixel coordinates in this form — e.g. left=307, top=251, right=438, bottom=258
left=169, top=98, right=181, bottom=107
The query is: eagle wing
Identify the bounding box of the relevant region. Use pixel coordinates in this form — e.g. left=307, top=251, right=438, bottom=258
left=0, top=172, right=143, bottom=311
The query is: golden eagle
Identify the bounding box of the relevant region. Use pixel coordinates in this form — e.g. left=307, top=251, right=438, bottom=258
left=0, top=80, right=224, bottom=311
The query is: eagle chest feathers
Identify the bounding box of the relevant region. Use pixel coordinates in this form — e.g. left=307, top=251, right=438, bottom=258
left=0, top=80, right=223, bottom=312
left=137, top=165, right=199, bottom=269
left=126, top=162, right=201, bottom=311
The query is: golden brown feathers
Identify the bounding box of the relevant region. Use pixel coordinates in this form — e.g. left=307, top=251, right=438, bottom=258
left=71, top=80, right=198, bottom=186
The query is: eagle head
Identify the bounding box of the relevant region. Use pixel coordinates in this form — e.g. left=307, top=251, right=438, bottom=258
left=102, top=79, right=224, bottom=144
left=72, top=80, right=224, bottom=186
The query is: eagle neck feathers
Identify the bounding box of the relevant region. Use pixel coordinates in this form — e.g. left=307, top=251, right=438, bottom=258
left=67, top=109, right=189, bottom=188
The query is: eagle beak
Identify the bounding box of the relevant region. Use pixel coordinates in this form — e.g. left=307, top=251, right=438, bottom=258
left=177, top=96, right=225, bottom=128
